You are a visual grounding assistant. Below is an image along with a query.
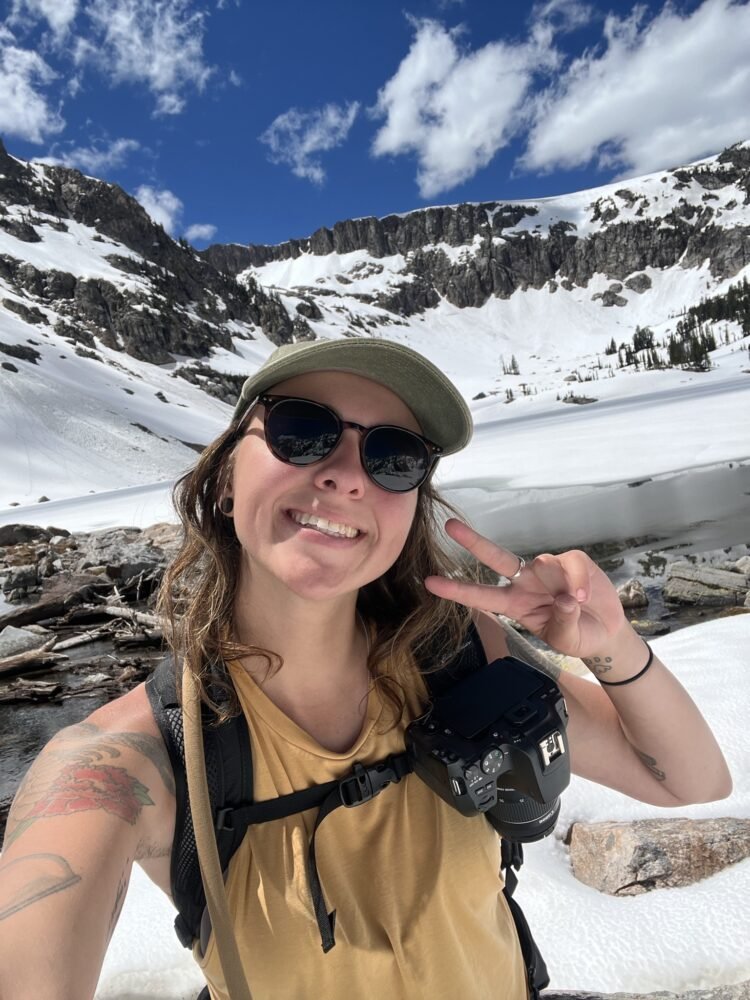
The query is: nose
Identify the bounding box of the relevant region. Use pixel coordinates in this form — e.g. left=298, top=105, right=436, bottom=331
left=312, top=427, right=367, bottom=496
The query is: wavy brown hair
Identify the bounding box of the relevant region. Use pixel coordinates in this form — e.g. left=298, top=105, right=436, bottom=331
left=157, top=411, right=476, bottom=728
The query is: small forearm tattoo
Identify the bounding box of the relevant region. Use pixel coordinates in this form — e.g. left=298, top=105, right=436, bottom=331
left=635, top=748, right=666, bottom=782
left=135, top=839, right=170, bottom=861
left=107, top=867, right=130, bottom=942
left=582, top=654, right=613, bottom=678
left=0, top=854, right=81, bottom=922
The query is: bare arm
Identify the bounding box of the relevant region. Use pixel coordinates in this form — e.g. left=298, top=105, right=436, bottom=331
left=561, top=621, right=732, bottom=805
left=432, top=520, right=732, bottom=810
left=0, top=689, right=175, bottom=1000
left=476, top=612, right=731, bottom=806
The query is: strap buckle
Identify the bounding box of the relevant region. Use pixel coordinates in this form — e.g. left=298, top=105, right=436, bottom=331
left=338, top=757, right=402, bottom=807
left=215, top=806, right=234, bottom=832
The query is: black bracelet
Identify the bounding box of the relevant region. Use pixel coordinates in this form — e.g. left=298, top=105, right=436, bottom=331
left=598, top=641, right=654, bottom=687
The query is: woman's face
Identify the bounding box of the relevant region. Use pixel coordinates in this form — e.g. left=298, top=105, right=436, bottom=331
left=227, top=370, right=421, bottom=604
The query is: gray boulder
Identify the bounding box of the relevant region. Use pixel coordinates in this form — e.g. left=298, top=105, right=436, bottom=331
left=0, top=625, right=52, bottom=658
left=617, top=579, right=649, bottom=609
left=664, top=563, right=750, bottom=606
left=568, top=818, right=750, bottom=895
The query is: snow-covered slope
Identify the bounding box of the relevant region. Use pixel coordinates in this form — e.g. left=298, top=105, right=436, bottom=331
left=1, top=140, right=749, bottom=512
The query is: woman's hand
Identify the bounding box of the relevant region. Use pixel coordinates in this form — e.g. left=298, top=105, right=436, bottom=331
left=424, top=519, right=629, bottom=659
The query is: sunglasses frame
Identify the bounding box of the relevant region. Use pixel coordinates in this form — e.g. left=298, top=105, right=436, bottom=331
left=254, top=393, right=442, bottom=493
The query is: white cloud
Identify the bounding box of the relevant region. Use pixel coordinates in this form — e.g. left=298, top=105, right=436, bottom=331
left=522, top=0, right=750, bottom=177
left=370, top=18, right=558, bottom=198
left=260, top=101, right=360, bottom=184
left=44, top=137, right=140, bottom=173
left=531, top=0, right=594, bottom=33
left=76, top=0, right=213, bottom=117
left=10, top=0, right=79, bottom=38
left=0, top=27, right=64, bottom=143
left=228, top=69, right=242, bottom=87
left=154, top=92, right=186, bottom=116
left=135, top=185, right=183, bottom=234
left=184, top=223, right=217, bottom=243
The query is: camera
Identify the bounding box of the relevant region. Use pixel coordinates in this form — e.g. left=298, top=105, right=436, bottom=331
left=406, top=656, right=570, bottom=842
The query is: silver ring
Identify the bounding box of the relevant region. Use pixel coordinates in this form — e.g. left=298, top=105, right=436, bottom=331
left=508, top=555, right=525, bottom=581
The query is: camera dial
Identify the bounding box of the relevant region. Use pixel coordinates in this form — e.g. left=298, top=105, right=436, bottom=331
left=481, top=749, right=504, bottom=775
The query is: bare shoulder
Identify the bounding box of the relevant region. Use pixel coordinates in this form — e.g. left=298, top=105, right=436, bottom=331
left=3, top=682, right=175, bottom=863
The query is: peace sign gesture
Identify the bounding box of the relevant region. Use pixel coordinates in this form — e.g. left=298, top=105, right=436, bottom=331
left=424, top=519, right=629, bottom=659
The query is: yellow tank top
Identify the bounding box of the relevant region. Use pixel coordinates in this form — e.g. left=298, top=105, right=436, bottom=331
left=197, top=661, right=528, bottom=1000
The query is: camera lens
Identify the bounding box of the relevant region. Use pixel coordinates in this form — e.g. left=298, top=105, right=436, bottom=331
left=485, top=792, right=560, bottom=843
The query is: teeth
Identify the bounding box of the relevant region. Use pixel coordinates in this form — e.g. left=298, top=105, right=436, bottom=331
left=291, top=512, right=359, bottom=539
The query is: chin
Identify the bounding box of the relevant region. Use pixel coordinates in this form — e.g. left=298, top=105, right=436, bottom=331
left=277, top=559, right=388, bottom=603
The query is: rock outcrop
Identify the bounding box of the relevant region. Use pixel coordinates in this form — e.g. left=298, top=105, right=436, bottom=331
left=0, top=140, right=303, bottom=362
left=568, top=818, right=750, bottom=895
left=664, top=563, right=750, bottom=606
left=202, top=142, right=750, bottom=318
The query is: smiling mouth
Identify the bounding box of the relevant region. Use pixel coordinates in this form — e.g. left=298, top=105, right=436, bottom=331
left=287, top=510, right=362, bottom=540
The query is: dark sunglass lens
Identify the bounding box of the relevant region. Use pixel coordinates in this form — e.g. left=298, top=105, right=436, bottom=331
left=363, top=428, right=430, bottom=492
left=266, top=400, right=339, bottom=465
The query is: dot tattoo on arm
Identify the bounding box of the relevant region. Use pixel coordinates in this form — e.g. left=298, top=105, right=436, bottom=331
left=582, top=654, right=614, bottom=678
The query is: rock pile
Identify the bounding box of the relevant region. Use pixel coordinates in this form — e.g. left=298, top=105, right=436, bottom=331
left=0, top=522, right=182, bottom=706
left=663, top=561, right=750, bottom=607
left=615, top=556, right=750, bottom=633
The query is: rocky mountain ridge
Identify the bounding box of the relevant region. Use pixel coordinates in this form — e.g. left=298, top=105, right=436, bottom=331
left=2, top=137, right=749, bottom=372
left=204, top=142, right=750, bottom=320
left=0, top=139, right=307, bottom=366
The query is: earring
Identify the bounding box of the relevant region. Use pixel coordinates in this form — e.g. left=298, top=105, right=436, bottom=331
left=219, top=496, right=234, bottom=515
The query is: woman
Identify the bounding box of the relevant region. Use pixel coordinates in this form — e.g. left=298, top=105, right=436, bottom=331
left=0, top=338, right=732, bottom=1000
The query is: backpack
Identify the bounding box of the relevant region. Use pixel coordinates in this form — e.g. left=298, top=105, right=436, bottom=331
left=145, top=622, right=552, bottom=998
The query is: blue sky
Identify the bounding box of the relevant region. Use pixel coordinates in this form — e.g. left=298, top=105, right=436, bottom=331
left=1, top=0, right=749, bottom=247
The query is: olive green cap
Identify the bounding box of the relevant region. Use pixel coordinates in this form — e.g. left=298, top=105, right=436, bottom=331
left=232, top=338, right=473, bottom=455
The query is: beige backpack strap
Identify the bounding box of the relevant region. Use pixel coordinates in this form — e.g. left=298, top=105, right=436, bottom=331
left=182, top=661, right=253, bottom=1000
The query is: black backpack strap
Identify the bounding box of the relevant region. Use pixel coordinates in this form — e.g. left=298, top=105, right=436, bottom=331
left=217, top=752, right=413, bottom=952
left=145, top=656, right=253, bottom=948
left=146, top=657, right=412, bottom=952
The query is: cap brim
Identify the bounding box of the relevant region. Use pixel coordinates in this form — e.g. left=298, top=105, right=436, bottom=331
left=232, top=339, right=472, bottom=455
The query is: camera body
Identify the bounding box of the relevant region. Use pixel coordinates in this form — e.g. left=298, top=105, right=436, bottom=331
left=406, top=655, right=570, bottom=842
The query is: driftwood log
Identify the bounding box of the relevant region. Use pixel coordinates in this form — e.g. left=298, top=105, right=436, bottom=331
left=0, top=642, right=67, bottom=678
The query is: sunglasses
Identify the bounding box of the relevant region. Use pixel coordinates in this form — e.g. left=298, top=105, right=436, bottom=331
left=254, top=394, right=442, bottom=493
